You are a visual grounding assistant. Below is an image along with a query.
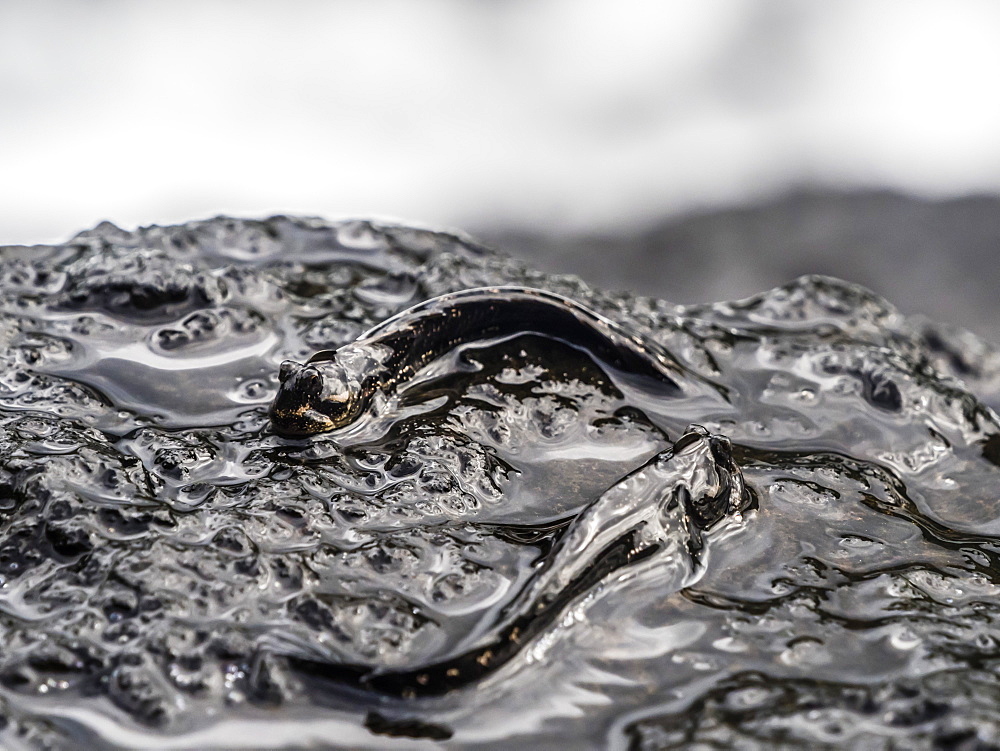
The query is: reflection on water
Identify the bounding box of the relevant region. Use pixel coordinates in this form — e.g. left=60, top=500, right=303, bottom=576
left=0, top=217, right=999, bottom=749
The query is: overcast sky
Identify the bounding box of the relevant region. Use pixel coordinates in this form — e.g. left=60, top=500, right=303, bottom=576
left=2, top=0, right=1000, bottom=245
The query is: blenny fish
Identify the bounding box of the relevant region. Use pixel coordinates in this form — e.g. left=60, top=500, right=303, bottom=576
left=269, top=286, right=689, bottom=435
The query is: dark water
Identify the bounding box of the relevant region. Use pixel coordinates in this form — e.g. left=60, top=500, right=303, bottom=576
left=1, top=217, right=999, bottom=749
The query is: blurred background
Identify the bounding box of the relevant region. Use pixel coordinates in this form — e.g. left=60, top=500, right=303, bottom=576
left=2, top=0, right=999, bottom=341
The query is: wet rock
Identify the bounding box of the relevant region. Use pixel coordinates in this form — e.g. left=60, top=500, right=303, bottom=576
left=0, top=217, right=997, bottom=749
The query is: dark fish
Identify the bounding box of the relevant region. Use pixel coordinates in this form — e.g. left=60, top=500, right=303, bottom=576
left=269, top=286, right=688, bottom=436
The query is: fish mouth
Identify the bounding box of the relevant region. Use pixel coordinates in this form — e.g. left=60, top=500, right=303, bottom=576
left=269, top=405, right=337, bottom=436
left=268, top=385, right=338, bottom=435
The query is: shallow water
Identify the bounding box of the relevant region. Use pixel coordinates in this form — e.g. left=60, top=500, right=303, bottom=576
left=1, top=217, right=1000, bottom=749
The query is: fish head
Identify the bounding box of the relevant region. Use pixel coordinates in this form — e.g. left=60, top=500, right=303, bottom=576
left=269, top=357, right=361, bottom=436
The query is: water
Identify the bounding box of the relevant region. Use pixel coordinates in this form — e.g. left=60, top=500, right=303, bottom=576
left=0, top=217, right=999, bottom=749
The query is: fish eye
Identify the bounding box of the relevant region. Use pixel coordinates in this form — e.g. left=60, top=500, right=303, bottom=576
left=708, top=435, right=733, bottom=464
left=279, top=360, right=299, bottom=384
left=293, top=367, right=324, bottom=399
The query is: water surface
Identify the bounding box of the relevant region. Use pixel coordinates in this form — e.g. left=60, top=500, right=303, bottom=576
left=0, top=217, right=999, bottom=749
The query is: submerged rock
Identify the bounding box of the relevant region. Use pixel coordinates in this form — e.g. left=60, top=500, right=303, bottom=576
left=0, top=216, right=998, bottom=749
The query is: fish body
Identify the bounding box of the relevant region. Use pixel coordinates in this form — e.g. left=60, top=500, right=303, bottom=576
left=269, top=286, right=684, bottom=436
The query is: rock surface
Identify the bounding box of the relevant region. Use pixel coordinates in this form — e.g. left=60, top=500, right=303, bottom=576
left=0, top=216, right=998, bottom=749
